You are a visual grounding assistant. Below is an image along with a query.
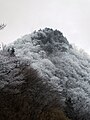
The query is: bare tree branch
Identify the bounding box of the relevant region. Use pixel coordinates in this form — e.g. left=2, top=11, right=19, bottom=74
left=0, top=24, right=6, bottom=30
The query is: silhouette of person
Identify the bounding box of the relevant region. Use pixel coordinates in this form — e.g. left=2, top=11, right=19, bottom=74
left=9, top=47, right=15, bottom=56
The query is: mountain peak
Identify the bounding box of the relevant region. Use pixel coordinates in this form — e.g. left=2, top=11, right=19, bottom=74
left=3, top=27, right=90, bottom=120
left=30, top=28, right=71, bottom=53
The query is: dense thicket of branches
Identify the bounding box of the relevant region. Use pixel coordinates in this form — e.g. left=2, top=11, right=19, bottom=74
left=0, top=61, right=69, bottom=120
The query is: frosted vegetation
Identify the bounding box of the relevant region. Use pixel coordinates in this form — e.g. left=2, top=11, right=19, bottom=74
left=1, top=28, right=90, bottom=119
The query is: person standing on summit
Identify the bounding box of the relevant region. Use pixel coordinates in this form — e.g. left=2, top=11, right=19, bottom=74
left=7, top=47, right=15, bottom=56
left=10, top=47, right=15, bottom=56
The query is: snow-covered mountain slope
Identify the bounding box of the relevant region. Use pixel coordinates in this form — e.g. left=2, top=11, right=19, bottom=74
left=10, top=28, right=90, bottom=118
left=0, top=51, right=25, bottom=92
left=0, top=48, right=68, bottom=120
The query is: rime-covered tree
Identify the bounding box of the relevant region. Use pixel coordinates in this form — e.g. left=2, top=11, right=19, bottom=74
left=0, top=24, right=6, bottom=50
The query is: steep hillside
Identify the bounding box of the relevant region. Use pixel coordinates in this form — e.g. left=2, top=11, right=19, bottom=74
left=0, top=50, right=69, bottom=120
left=11, top=28, right=90, bottom=119
left=1, top=28, right=90, bottom=119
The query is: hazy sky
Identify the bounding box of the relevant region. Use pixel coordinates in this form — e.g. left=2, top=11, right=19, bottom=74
left=0, top=0, right=90, bottom=54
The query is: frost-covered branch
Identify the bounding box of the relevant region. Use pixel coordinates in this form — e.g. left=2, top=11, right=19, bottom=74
left=0, top=24, right=6, bottom=30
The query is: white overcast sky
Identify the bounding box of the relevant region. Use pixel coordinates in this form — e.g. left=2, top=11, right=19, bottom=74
left=0, top=0, right=90, bottom=54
